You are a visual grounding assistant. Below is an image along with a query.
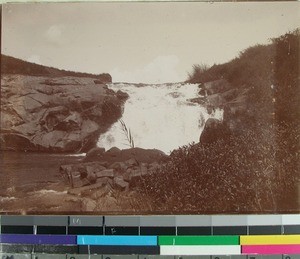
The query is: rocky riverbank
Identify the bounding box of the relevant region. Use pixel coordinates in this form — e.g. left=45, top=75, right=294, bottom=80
left=57, top=147, right=168, bottom=212
left=0, top=75, right=128, bottom=152
left=189, top=79, right=252, bottom=144
left=0, top=147, right=168, bottom=213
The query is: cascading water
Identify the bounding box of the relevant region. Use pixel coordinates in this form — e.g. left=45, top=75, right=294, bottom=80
left=97, top=83, right=223, bottom=154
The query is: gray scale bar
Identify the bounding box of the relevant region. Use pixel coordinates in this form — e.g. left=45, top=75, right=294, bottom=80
left=32, top=254, right=66, bottom=259
left=211, top=215, right=247, bottom=226
left=282, top=214, right=300, bottom=225
left=1, top=215, right=300, bottom=230
left=67, top=255, right=102, bottom=259
left=0, top=254, right=31, bottom=259
left=103, top=255, right=138, bottom=259
left=69, top=216, right=103, bottom=227
left=175, top=216, right=211, bottom=227
left=105, top=216, right=140, bottom=227
left=247, top=215, right=282, bottom=226
left=140, top=216, right=176, bottom=227
left=1, top=216, right=34, bottom=226
left=33, top=216, right=68, bottom=226
left=247, top=256, right=282, bottom=259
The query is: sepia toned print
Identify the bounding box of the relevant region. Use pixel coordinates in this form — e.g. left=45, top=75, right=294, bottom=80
left=0, top=2, right=299, bottom=214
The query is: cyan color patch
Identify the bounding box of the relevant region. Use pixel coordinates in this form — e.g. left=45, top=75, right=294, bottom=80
left=77, top=235, right=158, bottom=246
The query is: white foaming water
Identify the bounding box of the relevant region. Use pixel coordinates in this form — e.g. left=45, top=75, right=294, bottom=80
left=98, top=83, right=223, bottom=154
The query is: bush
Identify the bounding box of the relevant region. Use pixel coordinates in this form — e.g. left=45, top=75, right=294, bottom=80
left=135, top=123, right=299, bottom=213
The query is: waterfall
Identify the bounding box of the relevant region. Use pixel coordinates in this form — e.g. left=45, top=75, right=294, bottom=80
left=97, top=83, right=223, bottom=154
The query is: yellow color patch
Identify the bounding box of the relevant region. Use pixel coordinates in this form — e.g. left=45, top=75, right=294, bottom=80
left=240, top=235, right=300, bottom=245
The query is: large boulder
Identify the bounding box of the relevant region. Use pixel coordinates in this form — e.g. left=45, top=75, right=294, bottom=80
left=0, top=75, right=128, bottom=152
left=200, top=118, right=231, bottom=145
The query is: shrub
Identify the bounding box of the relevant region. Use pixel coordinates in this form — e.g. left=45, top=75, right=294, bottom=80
left=135, top=123, right=299, bottom=213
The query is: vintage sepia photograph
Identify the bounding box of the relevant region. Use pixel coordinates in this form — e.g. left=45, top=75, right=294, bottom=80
left=0, top=2, right=299, bottom=214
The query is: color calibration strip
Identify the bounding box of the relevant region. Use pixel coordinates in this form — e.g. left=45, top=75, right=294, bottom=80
left=0, top=215, right=300, bottom=257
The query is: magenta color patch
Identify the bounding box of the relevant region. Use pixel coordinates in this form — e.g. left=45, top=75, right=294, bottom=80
left=242, top=244, right=300, bottom=255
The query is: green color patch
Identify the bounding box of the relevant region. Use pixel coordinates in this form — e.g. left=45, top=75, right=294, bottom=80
left=158, top=235, right=239, bottom=245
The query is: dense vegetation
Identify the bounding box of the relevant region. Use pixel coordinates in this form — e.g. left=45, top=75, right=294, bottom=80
left=1, top=55, right=112, bottom=82
left=135, top=30, right=300, bottom=213
left=187, top=29, right=299, bottom=126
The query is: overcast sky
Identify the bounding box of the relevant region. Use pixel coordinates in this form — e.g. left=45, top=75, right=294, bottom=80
left=2, top=2, right=299, bottom=83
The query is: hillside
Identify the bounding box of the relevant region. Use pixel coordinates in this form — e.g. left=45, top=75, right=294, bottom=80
left=1, top=55, right=112, bottom=83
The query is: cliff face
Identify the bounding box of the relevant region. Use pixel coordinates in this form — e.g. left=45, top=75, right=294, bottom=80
left=0, top=75, right=127, bottom=152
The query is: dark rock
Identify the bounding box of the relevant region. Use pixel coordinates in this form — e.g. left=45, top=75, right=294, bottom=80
left=113, top=176, right=129, bottom=191
left=72, top=177, right=90, bottom=188
left=203, top=79, right=231, bottom=95
left=94, top=73, right=112, bottom=84
left=198, top=88, right=207, bottom=96
left=125, top=158, right=139, bottom=167
left=109, top=162, right=128, bottom=173
left=85, top=147, right=106, bottom=161
left=106, top=147, right=121, bottom=155
left=116, top=90, right=129, bottom=101
left=86, top=171, right=97, bottom=184
left=96, top=177, right=112, bottom=186
left=96, top=169, right=115, bottom=178
left=0, top=75, right=125, bottom=152
left=200, top=118, right=231, bottom=145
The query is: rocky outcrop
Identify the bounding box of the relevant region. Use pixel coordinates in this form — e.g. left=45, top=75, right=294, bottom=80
left=60, top=147, right=166, bottom=194
left=0, top=75, right=128, bottom=152
left=194, top=79, right=252, bottom=143
left=200, top=118, right=231, bottom=145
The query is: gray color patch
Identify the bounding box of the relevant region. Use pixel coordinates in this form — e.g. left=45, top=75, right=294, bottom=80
left=175, top=215, right=211, bottom=226
left=211, top=256, right=231, bottom=259
left=105, top=216, right=140, bottom=226
left=140, top=256, right=175, bottom=259
left=247, top=215, right=282, bottom=226
left=32, top=254, right=66, bottom=259
left=69, top=216, right=103, bottom=226
left=282, top=256, right=300, bottom=259
left=0, top=254, right=31, bottom=259
left=258, top=256, right=282, bottom=259
left=33, top=216, right=68, bottom=226
left=103, top=255, right=138, bottom=259
left=1, top=216, right=34, bottom=226
left=212, top=215, right=247, bottom=226
left=140, top=216, right=176, bottom=227
left=282, top=214, right=300, bottom=225
left=67, top=255, right=102, bottom=259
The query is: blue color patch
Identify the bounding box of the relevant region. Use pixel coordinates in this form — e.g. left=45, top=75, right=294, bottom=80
left=77, top=235, right=158, bottom=246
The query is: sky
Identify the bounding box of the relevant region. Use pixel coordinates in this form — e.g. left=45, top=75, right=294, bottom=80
left=2, top=2, right=299, bottom=84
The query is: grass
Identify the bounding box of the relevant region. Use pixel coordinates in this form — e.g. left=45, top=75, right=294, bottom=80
left=119, top=119, right=135, bottom=148
left=135, top=123, right=299, bottom=213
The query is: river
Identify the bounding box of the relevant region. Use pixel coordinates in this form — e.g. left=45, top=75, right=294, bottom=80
left=98, top=82, right=223, bottom=154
